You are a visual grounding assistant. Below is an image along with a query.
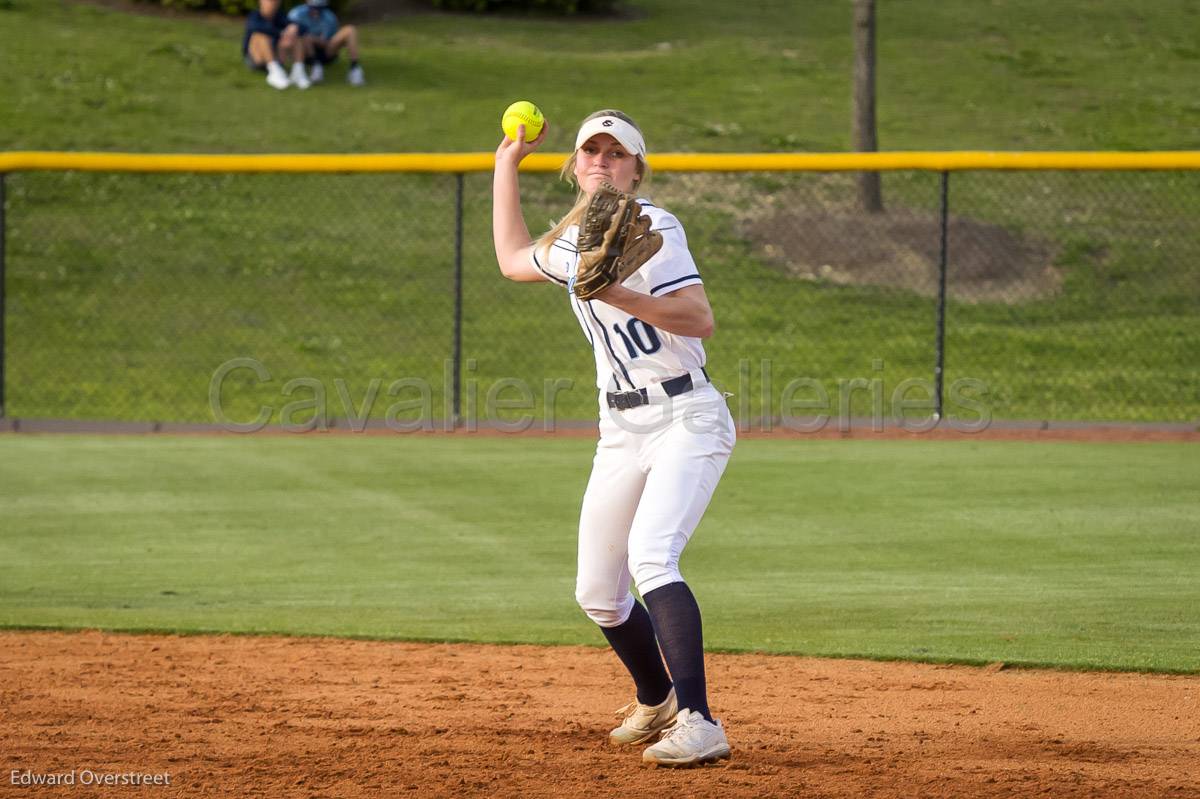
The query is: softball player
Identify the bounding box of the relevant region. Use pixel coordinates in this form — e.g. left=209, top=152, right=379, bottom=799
left=493, top=109, right=736, bottom=767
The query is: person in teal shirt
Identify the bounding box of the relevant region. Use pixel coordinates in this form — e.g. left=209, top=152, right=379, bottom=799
left=243, top=0, right=309, bottom=90
left=287, top=0, right=365, bottom=86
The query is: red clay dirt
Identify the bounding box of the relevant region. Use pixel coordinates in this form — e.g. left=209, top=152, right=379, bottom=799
left=2, top=631, right=1197, bottom=798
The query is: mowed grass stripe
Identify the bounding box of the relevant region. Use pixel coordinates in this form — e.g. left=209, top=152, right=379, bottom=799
left=1, top=435, right=1196, bottom=672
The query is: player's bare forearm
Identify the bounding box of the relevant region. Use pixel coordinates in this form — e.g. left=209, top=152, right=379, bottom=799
left=492, top=129, right=548, bottom=282
left=491, top=165, right=537, bottom=280
left=596, top=284, right=715, bottom=339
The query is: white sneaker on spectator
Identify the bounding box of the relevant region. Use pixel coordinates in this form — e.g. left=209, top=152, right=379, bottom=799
left=309, top=62, right=324, bottom=84
left=265, top=61, right=289, bottom=90
left=290, top=62, right=311, bottom=90
left=347, top=65, right=365, bottom=86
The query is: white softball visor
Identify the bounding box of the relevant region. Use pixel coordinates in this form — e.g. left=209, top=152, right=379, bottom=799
left=574, top=116, right=647, bottom=158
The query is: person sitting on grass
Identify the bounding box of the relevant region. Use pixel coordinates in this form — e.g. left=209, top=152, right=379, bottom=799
left=287, top=0, right=365, bottom=87
left=243, top=0, right=311, bottom=91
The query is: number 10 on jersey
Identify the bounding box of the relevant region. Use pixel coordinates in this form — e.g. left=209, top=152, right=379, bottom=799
left=612, top=319, right=662, bottom=357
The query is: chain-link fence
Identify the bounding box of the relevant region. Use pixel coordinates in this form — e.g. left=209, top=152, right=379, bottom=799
left=1, top=161, right=1197, bottom=431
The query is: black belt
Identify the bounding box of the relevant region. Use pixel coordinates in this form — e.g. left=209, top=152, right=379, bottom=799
left=606, top=368, right=709, bottom=411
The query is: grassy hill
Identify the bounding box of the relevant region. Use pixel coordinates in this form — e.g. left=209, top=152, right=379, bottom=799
left=5, top=0, right=1200, bottom=154
left=1, top=0, right=1198, bottom=424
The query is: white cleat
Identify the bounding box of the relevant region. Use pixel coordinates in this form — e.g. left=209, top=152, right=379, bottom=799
left=309, top=62, right=324, bottom=84
left=641, top=709, right=731, bottom=768
left=290, top=62, right=311, bottom=90
left=609, top=687, right=677, bottom=746
left=265, top=61, right=289, bottom=90
left=347, top=64, right=365, bottom=86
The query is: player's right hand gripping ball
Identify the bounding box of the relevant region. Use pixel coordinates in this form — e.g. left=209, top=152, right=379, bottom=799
left=573, top=182, right=663, bottom=301
left=502, top=101, right=545, bottom=142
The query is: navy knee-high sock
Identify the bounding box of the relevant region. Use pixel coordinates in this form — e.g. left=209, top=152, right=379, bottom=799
left=599, top=600, right=673, bottom=706
left=642, top=581, right=711, bottom=722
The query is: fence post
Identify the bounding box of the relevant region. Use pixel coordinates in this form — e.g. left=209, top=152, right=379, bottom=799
left=934, top=170, right=949, bottom=421
left=452, top=172, right=464, bottom=428
left=0, top=173, right=6, bottom=421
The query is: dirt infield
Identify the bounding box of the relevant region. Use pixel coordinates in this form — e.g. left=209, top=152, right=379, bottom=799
left=3, top=632, right=1197, bottom=798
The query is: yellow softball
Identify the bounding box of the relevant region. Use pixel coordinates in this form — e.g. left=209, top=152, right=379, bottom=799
left=501, top=100, right=545, bottom=143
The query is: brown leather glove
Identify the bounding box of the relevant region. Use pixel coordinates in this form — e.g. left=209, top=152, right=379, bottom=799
left=572, top=182, right=664, bottom=301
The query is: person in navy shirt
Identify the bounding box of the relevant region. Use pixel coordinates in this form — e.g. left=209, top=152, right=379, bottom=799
left=287, top=0, right=365, bottom=86
left=242, top=0, right=310, bottom=90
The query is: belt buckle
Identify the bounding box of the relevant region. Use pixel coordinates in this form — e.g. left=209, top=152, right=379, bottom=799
left=608, top=390, right=643, bottom=411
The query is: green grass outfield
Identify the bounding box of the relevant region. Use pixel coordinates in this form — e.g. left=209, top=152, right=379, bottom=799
left=2, top=434, right=1197, bottom=673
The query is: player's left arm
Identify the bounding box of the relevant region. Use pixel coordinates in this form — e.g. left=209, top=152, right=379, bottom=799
left=593, top=284, right=714, bottom=339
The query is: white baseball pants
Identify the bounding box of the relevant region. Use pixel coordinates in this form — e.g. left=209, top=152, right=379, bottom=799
left=575, top=385, right=736, bottom=628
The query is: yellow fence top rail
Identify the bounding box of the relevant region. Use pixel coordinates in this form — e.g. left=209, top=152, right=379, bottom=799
left=2, top=151, right=1200, bottom=174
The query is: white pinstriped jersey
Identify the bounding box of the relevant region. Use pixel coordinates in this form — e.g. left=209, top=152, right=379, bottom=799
left=531, top=202, right=707, bottom=393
